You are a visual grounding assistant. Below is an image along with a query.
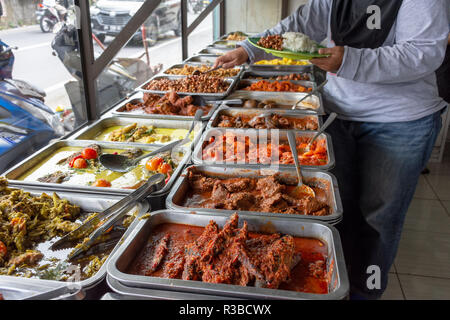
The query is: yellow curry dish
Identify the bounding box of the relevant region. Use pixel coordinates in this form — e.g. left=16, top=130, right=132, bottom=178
left=93, top=123, right=194, bottom=145
left=254, top=58, right=311, bottom=66
left=18, top=144, right=184, bottom=190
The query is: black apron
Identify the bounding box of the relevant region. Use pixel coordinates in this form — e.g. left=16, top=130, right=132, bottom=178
left=330, top=0, right=403, bottom=49
left=437, top=45, right=450, bottom=103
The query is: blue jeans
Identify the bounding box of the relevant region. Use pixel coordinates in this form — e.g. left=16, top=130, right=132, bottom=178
left=326, top=109, right=444, bottom=299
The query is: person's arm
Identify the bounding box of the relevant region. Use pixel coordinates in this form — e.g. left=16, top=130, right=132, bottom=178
left=239, top=0, right=331, bottom=63
left=334, top=0, right=449, bottom=84
left=214, top=0, right=331, bottom=68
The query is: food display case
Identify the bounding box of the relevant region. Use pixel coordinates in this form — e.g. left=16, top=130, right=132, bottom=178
left=1, top=21, right=351, bottom=302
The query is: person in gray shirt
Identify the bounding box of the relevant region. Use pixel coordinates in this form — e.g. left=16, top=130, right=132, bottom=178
left=214, top=0, right=449, bottom=299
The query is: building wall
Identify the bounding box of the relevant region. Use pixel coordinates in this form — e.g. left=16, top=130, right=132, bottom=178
left=225, top=0, right=308, bottom=34
left=0, top=0, right=38, bottom=29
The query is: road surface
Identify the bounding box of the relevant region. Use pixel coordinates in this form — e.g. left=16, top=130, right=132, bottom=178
left=0, top=13, right=213, bottom=110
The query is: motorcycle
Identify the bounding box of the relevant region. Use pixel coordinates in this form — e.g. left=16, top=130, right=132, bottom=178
left=36, top=0, right=67, bottom=33
left=0, top=40, right=64, bottom=173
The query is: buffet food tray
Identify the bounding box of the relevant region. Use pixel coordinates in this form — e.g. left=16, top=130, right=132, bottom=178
left=106, top=276, right=239, bottom=300
left=3, top=140, right=191, bottom=197
left=0, top=277, right=84, bottom=300
left=236, top=79, right=316, bottom=91
left=137, top=75, right=237, bottom=100
left=210, top=39, right=239, bottom=49
left=162, top=63, right=244, bottom=79
left=184, top=54, right=220, bottom=65
left=0, top=189, right=149, bottom=296
left=207, top=106, right=322, bottom=130
left=110, top=92, right=218, bottom=122
left=106, top=210, right=349, bottom=300
left=68, top=116, right=205, bottom=150
left=166, top=165, right=342, bottom=224
left=241, top=70, right=315, bottom=83
left=192, top=128, right=335, bottom=171
left=198, top=46, right=232, bottom=55
left=226, top=90, right=325, bottom=115
left=249, top=63, right=313, bottom=73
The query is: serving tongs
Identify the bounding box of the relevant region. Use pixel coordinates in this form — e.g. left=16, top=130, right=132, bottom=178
left=50, top=174, right=166, bottom=260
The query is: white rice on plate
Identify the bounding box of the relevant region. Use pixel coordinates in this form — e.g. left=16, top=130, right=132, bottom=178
left=282, top=32, right=319, bottom=54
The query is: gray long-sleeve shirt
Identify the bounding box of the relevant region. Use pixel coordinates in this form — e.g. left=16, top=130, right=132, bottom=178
left=239, top=0, right=450, bottom=123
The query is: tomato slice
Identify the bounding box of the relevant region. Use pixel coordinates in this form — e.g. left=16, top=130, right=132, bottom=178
left=81, top=148, right=98, bottom=160
left=72, top=158, right=88, bottom=169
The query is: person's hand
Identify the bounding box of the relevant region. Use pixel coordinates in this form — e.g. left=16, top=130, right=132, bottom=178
left=311, top=46, right=345, bottom=73
left=213, top=47, right=249, bottom=69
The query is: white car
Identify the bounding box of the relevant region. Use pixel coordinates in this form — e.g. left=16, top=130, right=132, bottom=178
left=90, top=0, right=181, bottom=44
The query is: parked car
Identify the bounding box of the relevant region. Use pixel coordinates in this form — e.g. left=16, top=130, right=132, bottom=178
left=90, top=0, right=181, bottom=45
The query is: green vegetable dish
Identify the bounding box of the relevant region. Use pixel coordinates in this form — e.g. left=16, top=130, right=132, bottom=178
left=0, top=178, right=137, bottom=281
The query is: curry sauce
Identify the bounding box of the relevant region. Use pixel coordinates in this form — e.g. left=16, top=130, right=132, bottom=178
left=129, top=214, right=329, bottom=294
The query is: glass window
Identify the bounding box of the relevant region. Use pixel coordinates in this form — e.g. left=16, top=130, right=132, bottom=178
left=91, top=0, right=214, bottom=116
left=0, top=0, right=88, bottom=173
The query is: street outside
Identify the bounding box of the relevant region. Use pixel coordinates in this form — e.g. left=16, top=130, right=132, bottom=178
left=0, top=12, right=214, bottom=111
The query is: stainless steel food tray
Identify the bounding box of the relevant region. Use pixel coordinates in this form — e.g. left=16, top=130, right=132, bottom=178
left=184, top=54, right=220, bottom=65
left=0, top=189, right=149, bottom=295
left=0, top=277, right=84, bottom=300
left=3, top=140, right=191, bottom=197
left=163, top=63, right=244, bottom=79
left=166, top=165, right=342, bottom=224
left=207, top=106, right=322, bottom=130
left=219, top=32, right=257, bottom=41
left=210, top=39, right=239, bottom=50
left=137, top=74, right=237, bottom=100
left=241, top=70, right=315, bottom=83
left=110, top=92, right=218, bottom=122
left=68, top=116, right=205, bottom=150
left=192, top=128, right=335, bottom=171
left=236, top=79, right=316, bottom=91
left=249, top=63, right=313, bottom=73
left=226, top=90, right=324, bottom=115
left=106, top=210, right=349, bottom=300
left=106, top=276, right=239, bottom=300
left=198, top=46, right=232, bottom=55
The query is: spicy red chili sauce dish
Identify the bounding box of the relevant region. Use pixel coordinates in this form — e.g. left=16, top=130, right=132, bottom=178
left=201, top=132, right=328, bottom=166
left=128, top=214, right=331, bottom=294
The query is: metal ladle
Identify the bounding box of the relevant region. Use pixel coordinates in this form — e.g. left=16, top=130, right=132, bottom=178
left=192, top=65, right=222, bottom=76
left=292, top=79, right=328, bottom=110
left=100, top=109, right=203, bottom=172
left=303, top=112, right=337, bottom=152
left=287, top=131, right=316, bottom=198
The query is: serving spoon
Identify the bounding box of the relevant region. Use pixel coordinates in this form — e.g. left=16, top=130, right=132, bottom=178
left=303, top=112, right=337, bottom=153
left=192, top=65, right=223, bottom=76
left=100, top=109, right=203, bottom=172
left=247, top=111, right=276, bottom=128
left=287, top=131, right=315, bottom=198
left=292, top=79, right=328, bottom=110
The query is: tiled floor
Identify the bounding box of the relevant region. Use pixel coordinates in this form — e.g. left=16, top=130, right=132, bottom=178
left=382, top=144, right=450, bottom=300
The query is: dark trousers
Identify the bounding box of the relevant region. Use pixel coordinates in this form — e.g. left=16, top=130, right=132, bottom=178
left=326, top=110, right=443, bottom=299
